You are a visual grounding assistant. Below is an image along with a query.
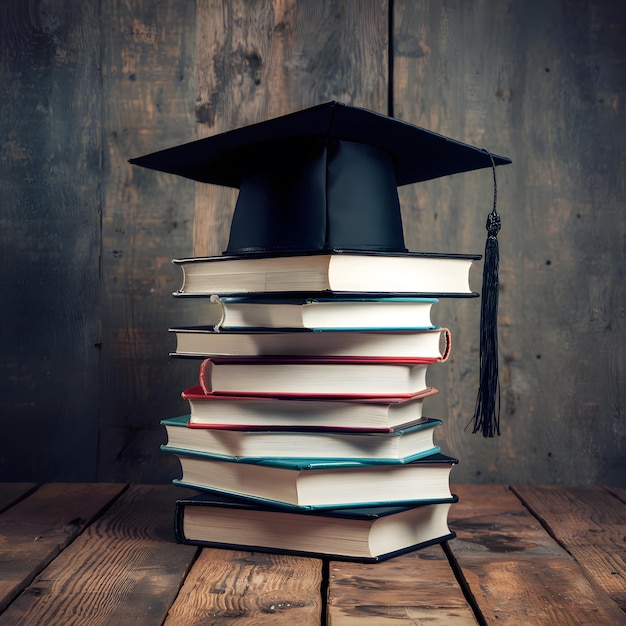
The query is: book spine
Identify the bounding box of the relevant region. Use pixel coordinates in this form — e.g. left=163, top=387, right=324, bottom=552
left=173, top=500, right=187, bottom=543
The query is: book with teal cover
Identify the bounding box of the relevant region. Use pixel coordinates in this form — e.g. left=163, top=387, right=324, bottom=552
left=161, top=414, right=442, bottom=463
left=197, top=294, right=440, bottom=331
left=217, top=295, right=441, bottom=304
left=164, top=448, right=457, bottom=509
left=163, top=448, right=455, bottom=469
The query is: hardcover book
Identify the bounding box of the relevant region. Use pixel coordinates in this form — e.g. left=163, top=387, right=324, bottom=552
left=174, top=490, right=458, bottom=562
left=171, top=251, right=479, bottom=297
left=198, top=357, right=435, bottom=397
left=182, top=385, right=439, bottom=431
left=196, top=295, right=439, bottom=330
left=161, top=414, right=442, bottom=462
left=170, top=326, right=450, bottom=360
left=162, top=448, right=457, bottom=509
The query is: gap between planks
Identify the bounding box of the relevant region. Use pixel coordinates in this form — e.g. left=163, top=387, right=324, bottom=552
left=511, top=484, right=626, bottom=611
left=0, top=482, right=129, bottom=614
left=446, top=484, right=626, bottom=625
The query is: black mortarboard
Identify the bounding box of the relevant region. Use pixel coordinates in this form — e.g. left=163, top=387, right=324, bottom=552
left=130, top=102, right=511, bottom=438
left=129, top=101, right=510, bottom=256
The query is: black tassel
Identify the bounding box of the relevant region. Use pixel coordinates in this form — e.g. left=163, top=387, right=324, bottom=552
left=471, top=151, right=501, bottom=437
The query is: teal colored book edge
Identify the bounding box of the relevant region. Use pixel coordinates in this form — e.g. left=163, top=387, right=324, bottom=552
left=161, top=419, right=447, bottom=464
left=169, top=325, right=441, bottom=333
left=216, top=295, right=441, bottom=304
left=162, top=444, right=454, bottom=468
left=162, top=443, right=441, bottom=465
left=161, top=414, right=443, bottom=435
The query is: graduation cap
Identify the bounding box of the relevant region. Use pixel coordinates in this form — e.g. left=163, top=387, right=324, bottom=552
left=129, top=101, right=511, bottom=437
left=129, top=101, right=509, bottom=256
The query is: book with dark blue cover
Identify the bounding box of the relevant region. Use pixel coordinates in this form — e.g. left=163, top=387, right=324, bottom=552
left=174, top=489, right=458, bottom=562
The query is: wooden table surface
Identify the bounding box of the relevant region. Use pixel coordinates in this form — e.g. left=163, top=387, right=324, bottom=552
left=0, top=483, right=624, bottom=625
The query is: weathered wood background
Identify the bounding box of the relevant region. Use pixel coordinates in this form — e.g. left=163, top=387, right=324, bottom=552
left=1, top=0, right=624, bottom=485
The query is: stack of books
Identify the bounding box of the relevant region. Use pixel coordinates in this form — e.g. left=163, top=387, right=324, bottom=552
left=128, top=100, right=510, bottom=562
left=159, top=250, right=478, bottom=562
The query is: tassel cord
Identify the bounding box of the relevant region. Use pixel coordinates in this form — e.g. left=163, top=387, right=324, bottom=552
left=470, top=150, right=502, bottom=437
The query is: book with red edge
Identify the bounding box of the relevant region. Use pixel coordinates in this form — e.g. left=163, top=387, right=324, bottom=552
left=182, top=385, right=439, bottom=431
left=198, top=356, right=439, bottom=398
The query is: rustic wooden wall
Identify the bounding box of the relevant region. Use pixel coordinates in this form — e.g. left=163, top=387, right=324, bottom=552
left=0, top=0, right=624, bottom=485
left=394, top=0, right=626, bottom=484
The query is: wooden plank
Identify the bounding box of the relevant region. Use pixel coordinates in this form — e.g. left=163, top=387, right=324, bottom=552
left=446, top=485, right=626, bottom=625
left=512, top=485, right=626, bottom=610
left=164, top=548, right=322, bottom=625
left=98, top=0, right=201, bottom=483
left=327, top=544, right=478, bottom=625
left=0, top=0, right=102, bottom=481
left=0, top=483, right=37, bottom=514
left=0, top=483, right=126, bottom=613
left=0, top=484, right=197, bottom=626
left=194, top=0, right=390, bottom=256
left=607, top=486, right=626, bottom=504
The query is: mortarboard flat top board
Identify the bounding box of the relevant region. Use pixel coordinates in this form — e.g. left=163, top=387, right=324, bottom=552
left=129, top=101, right=511, bottom=255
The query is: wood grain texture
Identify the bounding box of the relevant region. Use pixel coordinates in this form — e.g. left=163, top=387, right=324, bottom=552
left=0, top=0, right=624, bottom=487
left=0, top=483, right=36, bottom=514
left=511, top=485, right=626, bottom=609
left=394, top=0, right=626, bottom=486
left=0, top=0, right=102, bottom=481
left=98, top=0, right=201, bottom=482
left=0, top=483, right=125, bottom=613
left=193, top=0, right=389, bottom=256
left=447, top=485, right=626, bottom=624
left=0, top=484, right=624, bottom=623
left=327, top=544, right=478, bottom=625
left=164, top=548, right=322, bottom=625
left=607, top=486, right=626, bottom=504
left=0, top=484, right=197, bottom=626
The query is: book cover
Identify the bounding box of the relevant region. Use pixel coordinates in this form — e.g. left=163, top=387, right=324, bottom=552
left=169, top=326, right=451, bottom=360
left=171, top=251, right=480, bottom=297
left=163, top=448, right=457, bottom=509
left=193, top=294, right=440, bottom=330
left=182, top=385, right=439, bottom=431
left=174, top=490, right=458, bottom=562
left=161, top=414, right=442, bottom=462
left=198, top=357, right=435, bottom=397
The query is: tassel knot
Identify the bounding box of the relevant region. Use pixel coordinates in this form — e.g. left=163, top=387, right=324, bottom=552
left=486, top=211, right=501, bottom=237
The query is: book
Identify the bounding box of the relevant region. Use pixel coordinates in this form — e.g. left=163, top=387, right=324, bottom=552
left=161, top=414, right=442, bottom=462
left=163, top=449, right=457, bottom=508
left=170, top=326, right=451, bottom=360
left=182, top=385, right=439, bottom=431
left=174, top=491, right=457, bottom=562
left=198, top=357, right=434, bottom=397
left=200, top=295, right=439, bottom=330
left=172, top=251, right=479, bottom=297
